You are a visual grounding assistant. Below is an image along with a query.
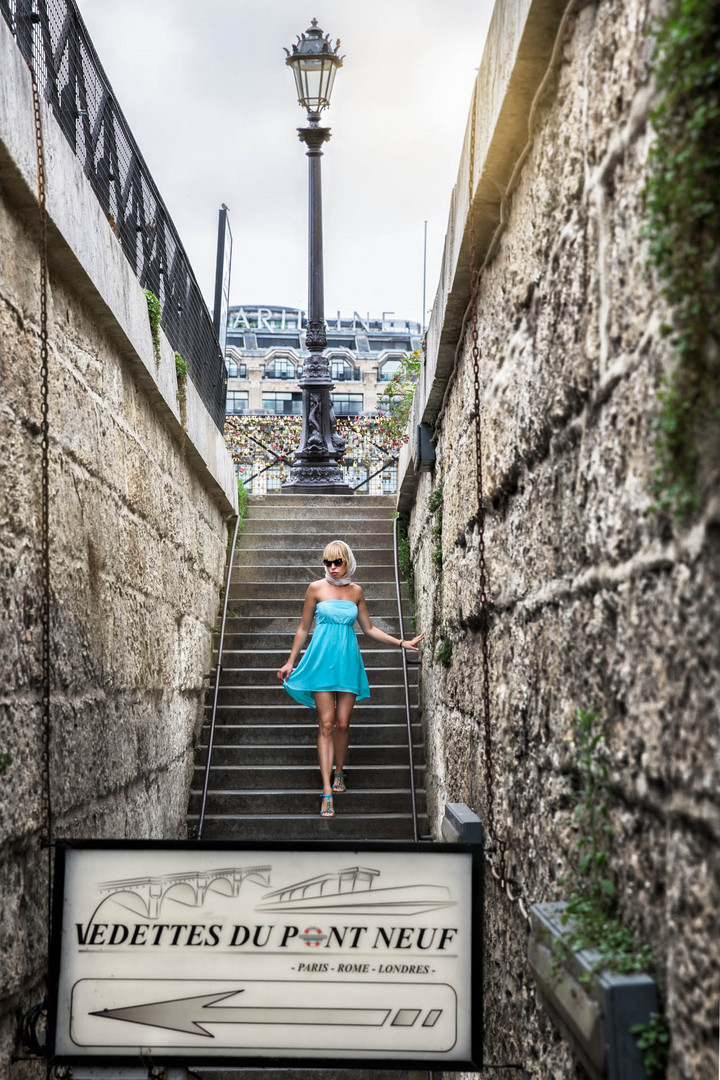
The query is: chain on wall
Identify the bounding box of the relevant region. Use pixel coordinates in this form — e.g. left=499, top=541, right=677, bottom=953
left=28, top=58, right=55, bottom=979
left=465, top=86, right=532, bottom=929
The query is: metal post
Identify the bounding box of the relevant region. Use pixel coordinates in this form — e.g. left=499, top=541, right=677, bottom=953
left=282, top=114, right=351, bottom=494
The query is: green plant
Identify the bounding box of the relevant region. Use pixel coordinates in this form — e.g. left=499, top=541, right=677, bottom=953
left=434, top=638, right=452, bottom=667
left=144, top=289, right=162, bottom=367
left=553, top=709, right=654, bottom=979
left=643, top=0, right=720, bottom=517
left=187, top=823, right=199, bottom=839
left=0, top=752, right=11, bottom=775
left=237, top=477, right=248, bottom=526
left=376, top=350, right=422, bottom=446
left=429, top=486, right=443, bottom=571
left=397, top=526, right=413, bottom=589
left=175, top=352, right=188, bottom=438
left=631, top=1012, right=670, bottom=1077
left=428, top=484, right=443, bottom=513
left=175, top=352, right=188, bottom=381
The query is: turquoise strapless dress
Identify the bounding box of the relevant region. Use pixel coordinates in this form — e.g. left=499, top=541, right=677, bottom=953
left=283, top=600, right=371, bottom=709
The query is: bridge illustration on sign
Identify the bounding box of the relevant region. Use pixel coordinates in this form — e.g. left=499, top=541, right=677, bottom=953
left=96, top=866, right=272, bottom=919
left=256, top=866, right=456, bottom=915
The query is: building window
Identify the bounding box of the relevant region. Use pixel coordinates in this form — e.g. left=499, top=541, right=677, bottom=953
left=265, top=358, right=296, bottom=380
left=379, top=358, right=402, bottom=381
left=258, top=335, right=301, bottom=349
left=377, top=394, right=401, bottom=414
left=330, top=359, right=353, bottom=381
left=226, top=359, right=247, bottom=378
left=227, top=391, right=249, bottom=414
left=332, top=393, right=363, bottom=416
left=263, top=392, right=303, bottom=415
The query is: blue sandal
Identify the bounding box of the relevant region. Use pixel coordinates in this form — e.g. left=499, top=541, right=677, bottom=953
left=320, top=794, right=334, bottom=817
left=332, top=772, right=346, bottom=793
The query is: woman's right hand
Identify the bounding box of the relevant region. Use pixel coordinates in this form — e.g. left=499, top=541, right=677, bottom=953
left=277, top=661, right=294, bottom=681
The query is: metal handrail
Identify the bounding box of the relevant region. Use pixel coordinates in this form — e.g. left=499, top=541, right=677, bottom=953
left=197, top=513, right=241, bottom=839
left=392, top=515, right=419, bottom=843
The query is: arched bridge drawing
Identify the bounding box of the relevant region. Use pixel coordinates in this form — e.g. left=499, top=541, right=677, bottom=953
left=98, top=866, right=272, bottom=919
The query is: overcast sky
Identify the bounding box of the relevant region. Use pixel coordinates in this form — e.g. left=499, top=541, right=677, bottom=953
left=79, top=0, right=494, bottom=326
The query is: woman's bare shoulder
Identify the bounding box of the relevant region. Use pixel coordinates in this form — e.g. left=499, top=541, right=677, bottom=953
left=307, top=579, right=324, bottom=593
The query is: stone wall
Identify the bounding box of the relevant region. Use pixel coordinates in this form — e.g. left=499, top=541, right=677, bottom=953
left=399, top=1, right=719, bottom=1078
left=0, top=17, right=235, bottom=1077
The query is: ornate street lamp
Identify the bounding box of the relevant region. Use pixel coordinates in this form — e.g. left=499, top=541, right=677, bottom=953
left=282, top=19, right=352, bottom=494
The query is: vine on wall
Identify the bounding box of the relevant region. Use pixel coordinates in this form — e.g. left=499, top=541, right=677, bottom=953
left=643, top=0, right=720, bottom=517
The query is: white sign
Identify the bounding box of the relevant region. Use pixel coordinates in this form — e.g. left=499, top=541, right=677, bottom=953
left=49, top=842, right=480, bottom=1068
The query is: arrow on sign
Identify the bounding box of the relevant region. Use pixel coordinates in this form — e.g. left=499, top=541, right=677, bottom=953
left=92, top=990, right=392, bottom=1037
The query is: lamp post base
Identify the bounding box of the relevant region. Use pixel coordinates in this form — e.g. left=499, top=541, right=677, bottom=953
left=282, top=462, right=353, bottom=495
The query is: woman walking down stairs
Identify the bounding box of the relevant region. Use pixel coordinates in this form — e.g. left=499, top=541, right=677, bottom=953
left=187, top=494, right=427, bottom=841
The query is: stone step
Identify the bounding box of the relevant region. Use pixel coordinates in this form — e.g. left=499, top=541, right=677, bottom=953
left=189, top=813, right=429, bottom=841
left=232, top=563, right=400, bottom=584
left=189, top=788, right=427, bottom=816
left=223, top=598, right=411, bottom=617
left=213, top=666, right=418, bottom=687
left=242, top=517, right=394, bottom=534
left=234, top=549, right=396, bottom=566
left=192, top=763, right=426, bottom=790
left=248, top=495, right=396, bottom=508
left=245, top=507, right=396, bottom=522
left=195, top=743, right=425, bottom=766
left=202, top=723, right=423, bottom=747
left=205, top=699, right=418, bottom=717
left=218, top=633, right=414, bottom=651
left=236, top=533, right=396, bottom=550
left=206, top=704, right=419, bottom=723
left=220, top=616, right=404, bottom=634
left=227, top=582, right=409, bottom=601
left=214, top=686, right=418, bottom=707
left=211, top=643, right=418, bottom=660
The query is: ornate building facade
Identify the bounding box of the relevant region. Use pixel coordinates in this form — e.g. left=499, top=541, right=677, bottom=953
left=224, top=304, right=421, bottom=417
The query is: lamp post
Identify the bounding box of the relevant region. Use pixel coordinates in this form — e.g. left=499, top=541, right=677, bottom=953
left=282, top=19, right=352, bottom=495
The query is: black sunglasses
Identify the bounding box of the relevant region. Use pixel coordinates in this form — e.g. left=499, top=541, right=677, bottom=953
left=323, top=558, right=345, bottom=567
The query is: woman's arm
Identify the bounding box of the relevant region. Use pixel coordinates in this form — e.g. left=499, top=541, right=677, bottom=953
left=277, top=585, right=318, bottom=680
left=356, top=590, right=424, bottom=650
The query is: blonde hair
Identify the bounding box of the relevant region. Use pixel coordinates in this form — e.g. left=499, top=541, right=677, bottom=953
left=323, top=540, right=350, bottom=566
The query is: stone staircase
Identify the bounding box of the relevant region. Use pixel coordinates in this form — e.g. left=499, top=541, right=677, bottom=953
left=187, top=493, right=427, bottom=841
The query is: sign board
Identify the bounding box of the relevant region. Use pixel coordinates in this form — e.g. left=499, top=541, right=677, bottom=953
left=212, top=207, right=232, bottom=355
left=48, top=840, right=482, bottom=1069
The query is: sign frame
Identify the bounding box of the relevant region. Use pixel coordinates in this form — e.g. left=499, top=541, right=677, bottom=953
left=47, top=839, right=483, bottom=1071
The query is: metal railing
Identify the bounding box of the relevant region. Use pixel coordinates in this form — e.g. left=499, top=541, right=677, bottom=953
left=197, top=514, right=241, bottom=838
left=393, top=515, right=420, bottom=843
left=3, top=0, right=227, bottom=430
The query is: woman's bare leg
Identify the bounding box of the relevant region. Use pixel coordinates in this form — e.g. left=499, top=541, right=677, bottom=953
left=332, top=692, right=355, bottom=781
left=314, top=692, right=336, bottom=801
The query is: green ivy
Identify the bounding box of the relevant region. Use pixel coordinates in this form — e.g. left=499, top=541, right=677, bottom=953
left=643, top=0, right=720, bottom=517
left=631, top=1012, right=671, bottom=1077
left=237, top=476, right=248, bottom=529
left=434, top=638, right=452, bottom=667
left=554, top=709, right=654, bottom=979
left=144, top=289, right=162, bottom=367
left=429, top=484, right=443, bottom=571
left=0, top=752, right=11, bottom=775
left=377, top=350, right=422, bottom=444
left=175, top=352, right=188, bottom=381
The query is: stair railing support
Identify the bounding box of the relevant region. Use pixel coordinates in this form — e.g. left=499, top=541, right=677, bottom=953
left=393, top=514, right=419, bottom=842
left=197, top=512, right=241, bottom=839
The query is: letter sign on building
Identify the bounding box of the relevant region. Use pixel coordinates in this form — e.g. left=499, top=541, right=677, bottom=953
left=48, top=841, right=482, bottom=1069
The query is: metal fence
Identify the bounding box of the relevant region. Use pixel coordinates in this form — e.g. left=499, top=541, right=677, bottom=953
left=238, top=462, right=398, bottom=496
left=2, top=0, right=227, bottom=430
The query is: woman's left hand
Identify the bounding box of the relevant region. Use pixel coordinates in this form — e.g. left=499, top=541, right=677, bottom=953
left=402, top=633, right=425, bottom=651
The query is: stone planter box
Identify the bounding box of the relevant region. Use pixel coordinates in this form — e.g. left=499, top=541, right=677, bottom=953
left=529, top=902, right=658, bottom=1080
